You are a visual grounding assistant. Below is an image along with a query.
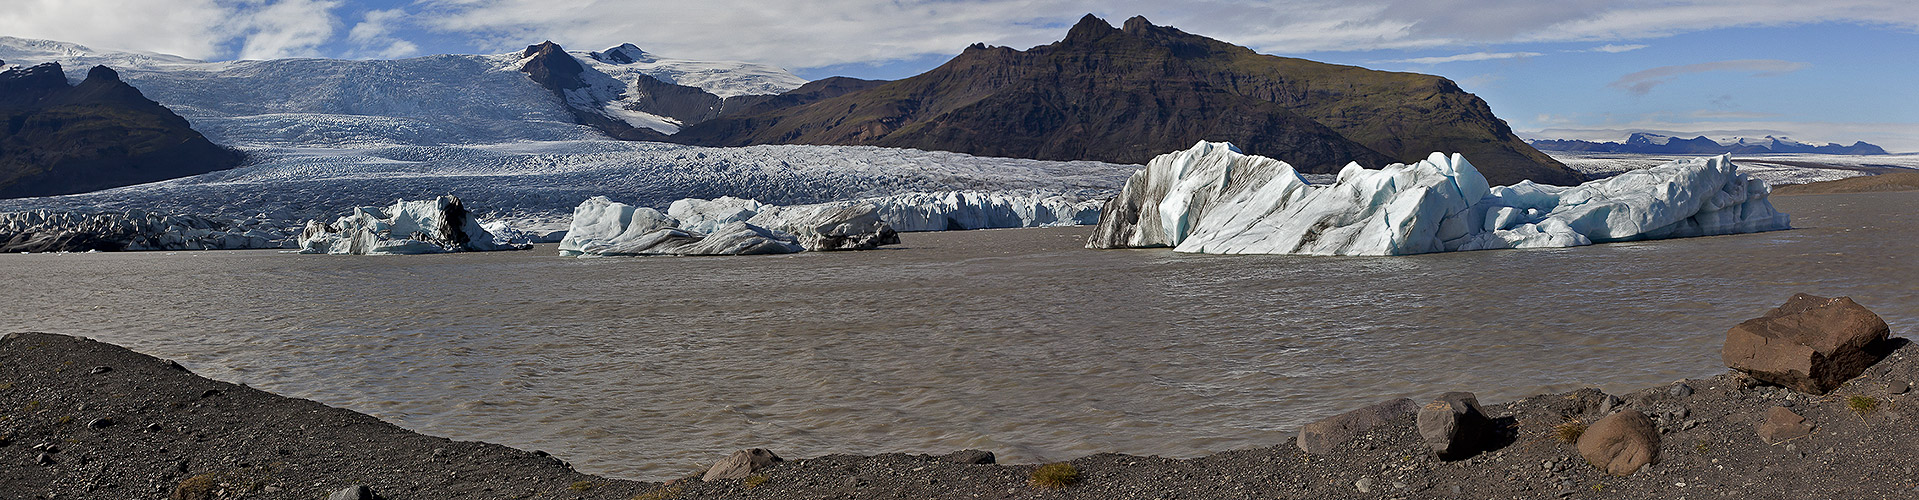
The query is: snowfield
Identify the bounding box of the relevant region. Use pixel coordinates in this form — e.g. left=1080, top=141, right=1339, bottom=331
left=1548, top=152, right=1919, bottom=185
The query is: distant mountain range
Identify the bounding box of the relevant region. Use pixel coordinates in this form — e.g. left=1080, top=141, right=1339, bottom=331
left=0, top=62, right=240, bottom=198
left=1530, top=133, right=1888, bottom=155
left=0, top=16, right=1584, bottom=200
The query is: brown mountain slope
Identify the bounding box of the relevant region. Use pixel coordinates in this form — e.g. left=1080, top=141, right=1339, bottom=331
left=0, top=63, right=243, bottom=199
left=677, top=15, right=1581, bottom=186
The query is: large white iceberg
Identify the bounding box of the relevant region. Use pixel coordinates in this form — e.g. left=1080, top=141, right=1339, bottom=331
left=298, top=195, right=527, bottom=255
left=1088, top=141, right=1790, bottom=255
left=558, top=196, right=819, bottom=256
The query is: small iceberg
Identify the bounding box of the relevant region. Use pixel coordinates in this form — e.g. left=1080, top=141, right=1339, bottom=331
left=0, top=209, right=285, bottom=252
left=298, top=195, right=528, bottom=255
left=1088, top=141, right=1790, bottom=255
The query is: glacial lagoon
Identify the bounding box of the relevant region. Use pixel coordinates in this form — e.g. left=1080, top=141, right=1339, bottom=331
left=2, top=192, right=1913, bottom=480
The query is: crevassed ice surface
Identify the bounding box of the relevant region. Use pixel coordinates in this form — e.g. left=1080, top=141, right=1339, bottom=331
left=1090, top=141, right=1790, bottom=255
left=0, top=37, right=802, bottom=147
left=0, top=141, right=1135, bottom=239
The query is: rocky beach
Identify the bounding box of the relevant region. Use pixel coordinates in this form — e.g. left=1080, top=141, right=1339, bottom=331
left=4, top=292, right=1913, bottom=500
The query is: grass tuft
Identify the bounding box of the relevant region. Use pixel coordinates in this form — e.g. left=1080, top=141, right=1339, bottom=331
left=1553, top=421, right=1587, bottom=443
left=170, top=473, right=224, bottom=500
left=1029, top=462, right=1080, bottom=489
left=631, top=484, right=684, bottom=500
left=1848, top=395, right=1878, bottom=416
left=569, top=480, right=597, bottom=492
left=744, top=474, right=769, bottom=488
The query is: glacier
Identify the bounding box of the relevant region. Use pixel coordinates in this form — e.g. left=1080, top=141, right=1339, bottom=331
left=1088, top=141, right=1791, bottom=256
left=0, top=209, right=285, bottom=253
left=298, top=196, right=527, bottom=255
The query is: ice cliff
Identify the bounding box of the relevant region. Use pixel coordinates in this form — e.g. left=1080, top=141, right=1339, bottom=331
left=299, top=195, right=526, bottom=255
left=0, top=209, right=285, bottom=252
left=1088, top=141, right=1791, bottom=255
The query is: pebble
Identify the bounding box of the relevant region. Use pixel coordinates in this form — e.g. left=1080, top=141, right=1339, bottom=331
left=1671, top=384, right=1694, bottom=398
left=327, top=485, right=374, bottom=500
left=88, top=366, right=111, bottom=374
left=88, top=417, right=113, bottom=429
left=1356, top=476, right=1375, bottom=493
left=36, top=453, right=54, bottom=465
left=144, top=423, right=161, bottom=432
left=1892, top=381, right=1911, bottom=395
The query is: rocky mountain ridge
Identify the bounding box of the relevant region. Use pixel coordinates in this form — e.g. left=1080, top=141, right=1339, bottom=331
left=1532, top=132, right=1888, bottom=155
left=0, top=61, right=241, bottom=199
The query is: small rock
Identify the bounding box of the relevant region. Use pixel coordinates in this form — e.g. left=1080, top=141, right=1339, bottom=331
left=940, top=449, right=995, bottom=465
left=1722, top=293, right=1892, bottom=395
left=1298, top=398, right=1418, bottom=454
left=87, top=417, right=113, bottom=429
left=327, top=484, right=375, bottom=500
left=88, top=366, right=111, bottom=374
left=1670, top=383, right=1693, bottom=398
left=36, top=453, right=54, bottom=465
left=162, top=360, right=187, bottom=372
left=1355, top=476, right=1374, bottom=493
left=143, top=423, right=162, bottom=432
left=1577, top=409, right=1660, bottom=476
left=1598, top=394, right=1625, bottom=415
left=1416, top=392, right=1493, bottom=460
left=199, top=389, right=221, bottom=399
left=704, top=448, right=783, bottom=481
left=1891, top=381, right=1910, bottom=395
left=1757, top=404, right=1811, bottom=444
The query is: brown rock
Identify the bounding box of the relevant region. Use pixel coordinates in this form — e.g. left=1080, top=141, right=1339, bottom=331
left=1296, top=398, right=1418, bottom=454
left=1722, top=293, right=1891, bottom=395
left=703, top=448, right=782, bottom=481
left=1415, top=392, right=1492, bottom=460
left=1756, top=406, right=1813, bottom=445
left=1577, top=409, right=1659, bottom=476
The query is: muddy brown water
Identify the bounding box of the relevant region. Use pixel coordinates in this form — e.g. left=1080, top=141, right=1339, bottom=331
left=2, top=192, right=1913, bottom=480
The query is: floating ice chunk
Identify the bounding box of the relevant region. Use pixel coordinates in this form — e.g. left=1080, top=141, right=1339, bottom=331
left=1088, top=141, right=1790, bottom=256
left=0, top=209, right=285, bottom=252
left=298, top=195, right=527, bottom=255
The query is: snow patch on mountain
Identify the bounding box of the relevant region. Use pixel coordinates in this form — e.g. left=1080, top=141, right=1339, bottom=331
left=584, top=43, right=806, bottom=99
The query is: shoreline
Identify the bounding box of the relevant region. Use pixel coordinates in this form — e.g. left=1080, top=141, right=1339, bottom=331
left=5, top=323, right=1914, bottom=499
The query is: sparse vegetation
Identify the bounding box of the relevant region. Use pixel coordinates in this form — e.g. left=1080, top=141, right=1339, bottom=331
left=744, top=474, right=769, bottom=488
left=1848, top=395, right=1879, bottom=416
left=170, top=472, right=225, bottom=500
left=1029, top=462, right=1080, bottom=489
left=1554, top=421, right=1587, bottom=443
left=569, top=480, right=597, bottom=492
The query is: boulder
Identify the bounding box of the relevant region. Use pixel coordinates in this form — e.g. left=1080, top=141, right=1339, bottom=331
left=1723, top=293, right=1891, bottom=394
left=1297, top=398, right=1418, bottom=454
left=1756, top=406, right=1813, bottom=445
left=327, top=485, right=376, bottom=500
left=940, top=449, right=996, bottom=465
left=703, top=448, right=782, bottom=481
left=1415, top=392, right=1493, bottom=460
left=1577, top=409, right=1659, bottom=476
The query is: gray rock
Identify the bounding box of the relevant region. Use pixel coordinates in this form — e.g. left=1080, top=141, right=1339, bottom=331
left=86, top=417, right=112, bottom=429
left=88, top=366, right=111, bottom=374
left=1598, top=394, right=1625, bottom=415
left=327, top=484, right=375, bottom=500
left=1670, top=383, right=1693, bottom=398
left=704, top=448, right=783, bottom=481
left=36, top=453, right=53, bottom=465
left=1891, top=380, right=1910, bottom=395
left=1355, top=476, right=1374, bottom=493
left=1297, top=398, right=1418, bottom=454
left=1416, top=392, right=1493, bottom=460
left=940, top=449, right=995, bottom=465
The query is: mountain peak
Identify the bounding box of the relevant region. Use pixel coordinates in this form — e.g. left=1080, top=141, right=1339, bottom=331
left=1121, top=15, right=1154, bottom=33
left=85, top=65, right=120, bottom=84
left=1063, top=14, right=1117, bottom=44
left=521, top=41, right=564, bottom=59
left=594, top=43, right=654, bottom=65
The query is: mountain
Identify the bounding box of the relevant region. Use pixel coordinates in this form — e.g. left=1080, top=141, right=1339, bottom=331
left=0, top=36, right=807, bottom=148
left=678, top=15, right=1581, bottom=186
left=1531, top=132, right=1889, bottom=155
left=0, top=62, right=242, bottom=199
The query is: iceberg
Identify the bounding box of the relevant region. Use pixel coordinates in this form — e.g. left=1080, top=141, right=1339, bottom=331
left=298, top=195, right=528, bottom=255
left=0, top=209, right=285, bottom=252
left=1088, top=141, right=1790, bottom=256
left=557, top=196, right=812, bottom=256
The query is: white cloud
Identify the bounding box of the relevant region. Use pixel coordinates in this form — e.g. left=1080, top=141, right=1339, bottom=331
left=1607, top=59, right=1810, bottom=95
left=347, top=8, right=421, bottom=59
left=0, top=0, right=342, bottom=61
left=1589, top=44, right=1647, bottom=53
left=1375, top=51, right=1542, bottom=65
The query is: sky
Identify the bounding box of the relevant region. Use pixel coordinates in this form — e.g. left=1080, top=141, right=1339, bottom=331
left=4, top=0, right=1916, bottom=152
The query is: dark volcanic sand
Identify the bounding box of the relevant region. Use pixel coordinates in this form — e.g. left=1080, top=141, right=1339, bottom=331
left=4, top=331, right=1917, bottom=500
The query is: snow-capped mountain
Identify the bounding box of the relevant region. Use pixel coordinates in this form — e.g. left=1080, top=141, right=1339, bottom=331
left=1530, top=132, right=1887, bottom=155
left=0, top=36, right=807, bottom=148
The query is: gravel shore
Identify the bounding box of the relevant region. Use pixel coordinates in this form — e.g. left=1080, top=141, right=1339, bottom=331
left=4, top=330, right=1914, bottom=499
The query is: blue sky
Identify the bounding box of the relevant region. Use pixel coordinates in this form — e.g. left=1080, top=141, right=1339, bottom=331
left=5, top=0, right=1916, bottom=151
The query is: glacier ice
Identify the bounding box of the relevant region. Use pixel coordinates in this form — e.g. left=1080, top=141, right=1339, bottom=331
left=298, top=195, right=527, bottom=255
left=1088, top=141, right=1791, bottom=256
left=557, top=196, right=814, bottom=256
left=0, top=209, right=285, bottom=252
